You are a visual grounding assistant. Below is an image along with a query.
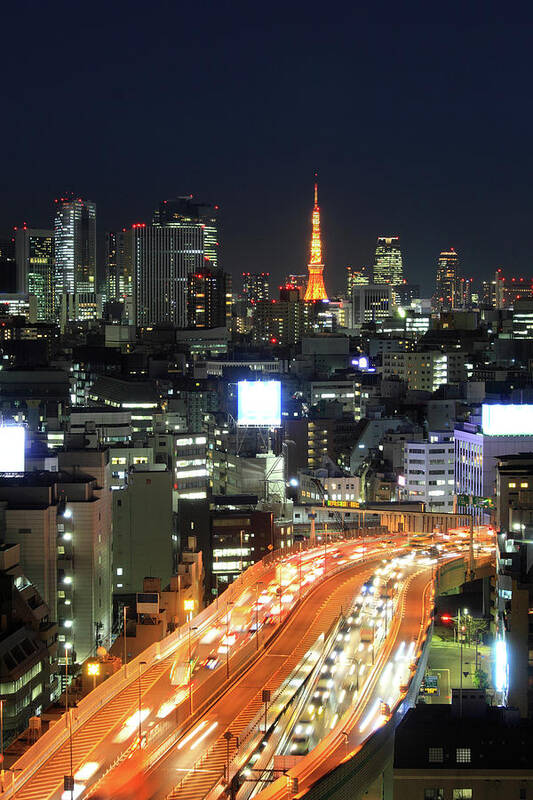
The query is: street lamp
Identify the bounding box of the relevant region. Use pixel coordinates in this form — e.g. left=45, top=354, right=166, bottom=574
left=64, top=643, right=74, bottom=800
left=225, top=602, right=234, bottom=679
left=64, top=642, right=72, bottom=712
left=87, top=660, right=100, bottom=692
left=298, top=542, right=303, bottom=599
left=278, top=555, right=283, bottom=626
left=254, top=582, right=264, bottom=651
left=138, top=661, right=147, bottom=749
left=123, top=605, right=129, bottom=667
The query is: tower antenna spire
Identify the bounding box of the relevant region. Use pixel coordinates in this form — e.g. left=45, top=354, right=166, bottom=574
left=304, top=172, right=328, bottom=302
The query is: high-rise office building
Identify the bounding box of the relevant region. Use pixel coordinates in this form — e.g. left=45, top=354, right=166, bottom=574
left=434, top=247, right=460, bottom=310
left=304, top=177, right=328, bottom=302
left=0, top=235, right=16, bottom=293
left=15, top=228, right=55, bottom=321
left=395, top=282, right=420, bottom=308
left=373, top=236, right=403, bottom=287
left=352, top=284, right=393, bottom=325
left=346, top=265, right=370, bottom=296
left=241, top=272, right=270, bottom=303
left=54, top=196, right=96, bottom=295
left=187, top=265, right=232, bottom=328
left=104, top=230, right=130, bottom=301
left=253, top=298, right=311, bottom=345
left=285, top=274, right=307, bottom=299
left=153, top=196, right=219, bottom=267
left=128, top=224, right=205, bottom=327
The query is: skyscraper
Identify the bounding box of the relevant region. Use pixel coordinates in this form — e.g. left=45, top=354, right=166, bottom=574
left=153, top=196, right=219, bottom=267
left=128, top=224, right=205, bottom=327
left=373, top=236, right=403, bottom=287
left=15, top=227, right=55, bottom=321
left=285, top=274, right=307, bottom=299
left=304, top=176, right=328, bottom=302
left=187, top=265, right=232, bottom=328
left=241, top=272, right=270, bottom=303
left=346, top=265, right=370, bottom=296
left=105, top=230, right=130, bottom=301
left=434, top=247, right=460, bottom=310
left=54, top=196, right=96, bottom=295
left=0, top=234, right=16, bottom=293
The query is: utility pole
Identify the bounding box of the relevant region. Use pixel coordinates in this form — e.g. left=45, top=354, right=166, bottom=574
left=138, top=661, right=147, bottom=748
left=123, top=605, right=128, bottom=667
left=469, top=512, right=475, bottom=581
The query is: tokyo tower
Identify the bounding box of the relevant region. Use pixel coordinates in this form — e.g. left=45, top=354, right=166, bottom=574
left=304, top=174, right=328, bottom=302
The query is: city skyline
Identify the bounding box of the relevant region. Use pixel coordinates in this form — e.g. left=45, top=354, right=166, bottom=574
left=2, top=12, right=533, bottom=294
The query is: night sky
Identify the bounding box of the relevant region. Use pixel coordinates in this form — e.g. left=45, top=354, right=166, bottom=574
left=2, top=7, right=533, bottom=295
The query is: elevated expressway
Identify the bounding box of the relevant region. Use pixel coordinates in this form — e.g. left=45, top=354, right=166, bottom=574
left=4, top=532, right=494, bottom=800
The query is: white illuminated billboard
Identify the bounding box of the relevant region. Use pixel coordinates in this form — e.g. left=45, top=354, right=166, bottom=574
left=237, top=381, right=281, bottom=427
left=0, top=425, right=25, bottom=472
left=482, top=404, right=533, bottom=436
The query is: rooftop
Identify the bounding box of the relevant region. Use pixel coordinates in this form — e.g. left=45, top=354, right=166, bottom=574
left=394, top=703, right=533, bottom=771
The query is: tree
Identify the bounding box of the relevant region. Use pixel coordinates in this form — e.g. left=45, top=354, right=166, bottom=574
left=473, top=668, right=490, bottom=690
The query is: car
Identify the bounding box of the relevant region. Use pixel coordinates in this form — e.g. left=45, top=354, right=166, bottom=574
left=290, top=735, right=310, bottom=755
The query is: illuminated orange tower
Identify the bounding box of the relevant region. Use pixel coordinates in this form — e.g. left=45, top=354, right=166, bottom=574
left=304, top=174, right=328, bottom=302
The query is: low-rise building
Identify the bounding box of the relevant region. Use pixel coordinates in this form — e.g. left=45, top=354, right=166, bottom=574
left=382, top=350, right=471, bottom=392
left=403, top=432, right=455, bottom=512
left=0, top=541, right=57, bottom=739
left=394, top=700, right=533, bottom=799
left=112, top=465, right=173, bottom=597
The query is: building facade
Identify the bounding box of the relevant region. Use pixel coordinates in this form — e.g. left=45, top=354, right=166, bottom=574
left=0, top=235, right=16, bottom=292
left=153, top=196, right=219, bottom=267
left=373, top=236, right=403, bottom=286
left=352, top=284, right=393, bottom=325
left=104, top=230, right=130, bottom=301
left=241, top=272, right=269, bottom=303
left=15, top=228, right=55, bottom=321
left=382, top=350, right=471, bottom=392
left=434, top=247, right=460, bottom=310
left=187, top=265, right=232, bottom=329
left=346, top=265, right=370, bottom=296
left=112, top=466, right=173, bottom=596
left=128, top=224, right=205, bottom=327
left=455, top=411, right=533, bottom=510
left=403, top=432, right=455, bottom=511
left=54, top=196, right=96, bottom=296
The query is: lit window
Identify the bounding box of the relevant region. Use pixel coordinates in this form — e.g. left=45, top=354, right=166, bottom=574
left=117, top=568, right=123, bottom=576
left=509, top=482, right=517, bottom=488
left=117, top=583, right=123, bottom=588
left=456, top=748, right=471, bottom=763
left=452, top=791, right=472, bottom=800
left=521, top=482, right=529, bottom=488
left=428, top=748, right=444, bottom=763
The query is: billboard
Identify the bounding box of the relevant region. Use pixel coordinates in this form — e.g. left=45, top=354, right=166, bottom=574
left=0, top=425, right=25, bottom=472
left=482, top=404, right=533, bottom=436
left=237, top=381, right=281, bottom=427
